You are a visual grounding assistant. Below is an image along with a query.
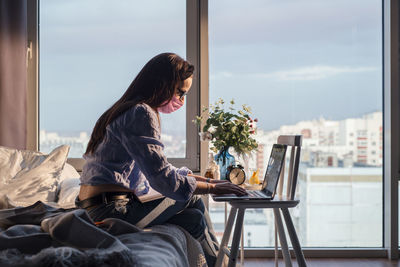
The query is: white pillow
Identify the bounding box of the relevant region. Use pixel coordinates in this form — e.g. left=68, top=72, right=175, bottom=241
left=56, top=162, right=81, bottom=208
left=59, top=162, right=80, bottom=181
left=57, top=177, right=80, bottom=209
left=0, top=145, right=70, bottom=207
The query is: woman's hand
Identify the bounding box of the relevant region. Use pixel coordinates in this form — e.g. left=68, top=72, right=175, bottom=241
left=210, top=182, right=247, bottom=196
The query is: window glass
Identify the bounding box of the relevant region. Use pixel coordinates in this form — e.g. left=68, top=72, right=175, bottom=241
left=209, top=0, right=382, bottom=247
left=40, top=0, right=186, bottom=158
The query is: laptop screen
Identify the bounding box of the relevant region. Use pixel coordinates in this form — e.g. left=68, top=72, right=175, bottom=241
left=261, top=144, right=287, bottom=194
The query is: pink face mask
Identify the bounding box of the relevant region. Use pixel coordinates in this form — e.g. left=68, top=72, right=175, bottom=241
left=158, top=97, right=184, bottom=114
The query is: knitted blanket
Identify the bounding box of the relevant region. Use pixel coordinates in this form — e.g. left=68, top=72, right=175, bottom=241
left=0, top=201, right=207, bottom=267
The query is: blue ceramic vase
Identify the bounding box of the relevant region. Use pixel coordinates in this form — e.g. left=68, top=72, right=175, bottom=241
left=214, top=147, right=235, bottom=180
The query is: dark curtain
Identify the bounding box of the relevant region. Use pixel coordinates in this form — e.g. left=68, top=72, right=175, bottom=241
left=0, top=0, right=27, bottom=149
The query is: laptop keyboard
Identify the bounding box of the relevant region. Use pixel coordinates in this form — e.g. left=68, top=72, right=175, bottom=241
left=246, top=190, right=266, bottom=198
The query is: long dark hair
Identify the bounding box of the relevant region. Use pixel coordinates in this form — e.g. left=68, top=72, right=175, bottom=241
left=85, top=53, right=194, bottom=155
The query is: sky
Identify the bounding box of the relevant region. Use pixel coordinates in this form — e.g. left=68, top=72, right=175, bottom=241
left=39, top=0, right=382, bottom=134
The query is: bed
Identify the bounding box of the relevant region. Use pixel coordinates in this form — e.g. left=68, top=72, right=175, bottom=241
left=0, top=145, right=207, bottom=267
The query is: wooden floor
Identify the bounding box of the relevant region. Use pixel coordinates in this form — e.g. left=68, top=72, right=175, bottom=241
left=242, top=258, right=400, bottom=267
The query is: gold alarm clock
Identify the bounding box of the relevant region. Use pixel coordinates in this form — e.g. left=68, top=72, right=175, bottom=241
left=226, top=164, right=246, bottom=185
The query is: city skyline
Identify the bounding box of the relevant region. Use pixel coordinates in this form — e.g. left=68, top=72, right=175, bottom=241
left=40, top=109, right=383, bottom=165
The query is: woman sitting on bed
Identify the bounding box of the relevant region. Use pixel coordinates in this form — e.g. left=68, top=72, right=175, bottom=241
left=76, top=52, right=246, bottom=266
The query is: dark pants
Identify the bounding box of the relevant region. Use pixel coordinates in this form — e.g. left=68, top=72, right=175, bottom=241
left=86, top=195, right=219, bottom=266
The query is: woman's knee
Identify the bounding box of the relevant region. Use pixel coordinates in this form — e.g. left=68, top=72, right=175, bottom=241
left=186, top=209, right=207, bottom=238
left=187, top=195, right=205, bottom=214
left=169, top=208, right=206, bottom=239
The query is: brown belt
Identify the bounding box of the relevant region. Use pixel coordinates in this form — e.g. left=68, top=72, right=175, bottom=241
left=75, top=192, right=136, bottom=209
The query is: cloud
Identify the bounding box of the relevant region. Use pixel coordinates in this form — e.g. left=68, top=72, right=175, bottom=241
left=254, top=65, right=378, bottom=81
left=210, top=71, right=234, bottom=80
left=210, top=0, right=381, bottom=46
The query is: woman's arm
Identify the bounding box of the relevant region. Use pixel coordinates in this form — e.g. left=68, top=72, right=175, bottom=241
left=189, top=173, right=247, bottom=195
left=117, top=104, right=245, bottom=199
left=188, top=173, right=229, bottom=184
left=190, top=173, right=247, bottom=196
left=193, top=180, right=247, bottom=196
left=193, top=181, right=213, bottom=194
left=117, top=105, right=197, bottom=202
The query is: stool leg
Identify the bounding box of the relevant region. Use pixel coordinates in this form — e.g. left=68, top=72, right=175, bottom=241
left=274, top=219, right=279, bottom=267
left=273, top=208, right=292, bottom=267
left=228, top=208, right=245, bottom=267
left=240, top=224, right=244, bottom=266
left=281, top=208, right=307, bottom=267
left=215, top=207, right=238, bottom=267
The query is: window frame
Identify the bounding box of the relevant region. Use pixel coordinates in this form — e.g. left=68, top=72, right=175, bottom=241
left=27, top=0, right=39, bottom=152
left=383, top=0, right=400, bottom=259
left=27, top=0, right=400, bottom=259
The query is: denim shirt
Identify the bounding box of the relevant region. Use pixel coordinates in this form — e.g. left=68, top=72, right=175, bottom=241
left=80, top=103, right=197, bottom=202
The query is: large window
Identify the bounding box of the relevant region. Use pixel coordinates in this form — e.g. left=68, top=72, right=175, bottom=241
left=39, top=0, right=187, bottom=158
left=209, top=0, right=382, bottom=247
left=27, top=0, right=400, bottom=257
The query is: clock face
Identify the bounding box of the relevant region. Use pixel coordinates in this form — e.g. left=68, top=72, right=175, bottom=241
left=228, top=168, right=246, bottom=185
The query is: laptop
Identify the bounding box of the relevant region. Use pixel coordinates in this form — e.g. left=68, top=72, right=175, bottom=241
left=212, top=144, right=287, bottom=201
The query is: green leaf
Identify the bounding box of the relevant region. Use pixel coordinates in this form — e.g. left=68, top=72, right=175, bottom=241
left=193, top=98, right=259, bottom=155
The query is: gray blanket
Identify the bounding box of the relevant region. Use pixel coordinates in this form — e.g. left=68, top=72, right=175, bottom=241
left=0, top=201, right=207, bottom=267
